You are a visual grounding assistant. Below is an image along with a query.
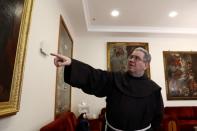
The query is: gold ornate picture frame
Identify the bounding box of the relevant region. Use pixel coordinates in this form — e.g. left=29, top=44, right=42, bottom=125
left=0, top=0, right=33, bottom=116
left=55, top=15, right=73, bottom=117
left=107, top=42, right=150, bottom=78
left=163, top=51, right=197, bottom=100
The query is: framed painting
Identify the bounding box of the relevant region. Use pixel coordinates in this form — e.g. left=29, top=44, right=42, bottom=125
left=55, top=15, right=73, bottom=117
left=163, top=51, right=197, bottom=100
left=107, top=42, right=150, bottom=78
left=0, top=0, right=33, bottom=117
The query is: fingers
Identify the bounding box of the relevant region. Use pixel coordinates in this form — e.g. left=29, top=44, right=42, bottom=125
left=50, top=53, right=56, bottom=56
left=54, top=57, right=60, bottom=66
left=51, top=53, right=71, bottom=67
left=50, top=53, right=65, bottom=62
left=53, top=57, right=63, bottom=67
left=54, top=60, right=64, bottom=67
left=50, top=53, right=63, bottom=59
left=51, top=53, right=63, bottom=67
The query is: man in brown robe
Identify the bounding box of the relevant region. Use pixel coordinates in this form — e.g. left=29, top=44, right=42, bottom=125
left=51, top=47, right=164, bottom=131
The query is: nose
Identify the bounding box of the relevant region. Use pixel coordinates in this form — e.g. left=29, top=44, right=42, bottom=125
left=128, top=59, right=135, bottom=65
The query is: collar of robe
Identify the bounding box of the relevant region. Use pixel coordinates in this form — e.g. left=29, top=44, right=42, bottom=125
left=113, top=72, right=161, bottom=98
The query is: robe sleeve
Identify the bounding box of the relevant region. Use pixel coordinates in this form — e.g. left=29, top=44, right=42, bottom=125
left=151, top=90, right=164, bottom=131
left=64, top=59, right=114, bottom=97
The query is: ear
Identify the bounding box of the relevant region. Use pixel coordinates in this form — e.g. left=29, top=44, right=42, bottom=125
left=144, top=63, right=149, bottom=70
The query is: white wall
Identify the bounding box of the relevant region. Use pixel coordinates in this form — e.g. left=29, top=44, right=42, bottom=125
left=0, top=0, right=75, bottom=131
left=0, top=0, right=197, bottom=130
left=71, top=35, right=197, bottom=117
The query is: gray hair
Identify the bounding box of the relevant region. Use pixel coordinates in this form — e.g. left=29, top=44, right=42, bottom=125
left=134, top=47, right=151, bottom=63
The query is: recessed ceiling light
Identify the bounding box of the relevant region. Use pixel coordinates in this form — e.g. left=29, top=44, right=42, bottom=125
left=169, top=11, right=178, bottom=18
left=111, top=10, right=119, bottom=17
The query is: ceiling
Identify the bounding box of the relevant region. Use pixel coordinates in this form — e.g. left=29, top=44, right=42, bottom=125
left=64, top=0, right=197, bottom=36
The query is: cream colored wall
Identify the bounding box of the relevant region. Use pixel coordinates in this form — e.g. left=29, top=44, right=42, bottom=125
left=71, top=36, right=197, bottom=117
left=0, top=0, right=74, bottom=131
left=0, top=0, right=197, bottom=130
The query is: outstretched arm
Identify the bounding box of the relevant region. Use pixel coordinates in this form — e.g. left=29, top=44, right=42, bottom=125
left=51, top=53, right=114, bottom=97
left=50, top=53, right=71, bottom=67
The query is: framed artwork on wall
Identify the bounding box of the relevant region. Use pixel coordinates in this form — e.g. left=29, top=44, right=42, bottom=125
left=55, top=15, right=73, bottom=117
left=107, top=42, right=150, bottom=78
left=0, top=0, right=33, bottom=117
left=163, top=51, right=197, bottom=100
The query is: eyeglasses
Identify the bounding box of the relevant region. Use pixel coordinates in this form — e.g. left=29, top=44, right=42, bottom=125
left=128, top=55, right=144, bottom=62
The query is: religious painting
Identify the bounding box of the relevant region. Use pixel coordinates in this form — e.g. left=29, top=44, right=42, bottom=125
left=163, top=51, right=197, bottom=100
left=107, top=42, right=150, bottom=78
left=55, top=15, right=73, bottom=117
left=0, top=0, right=33, bottom=117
